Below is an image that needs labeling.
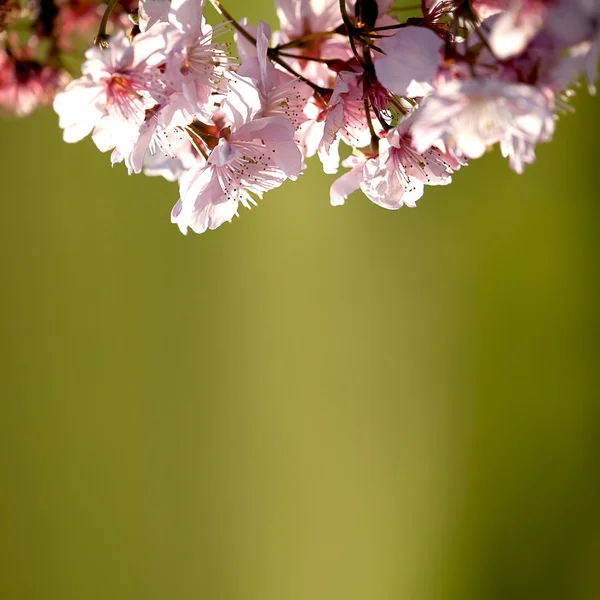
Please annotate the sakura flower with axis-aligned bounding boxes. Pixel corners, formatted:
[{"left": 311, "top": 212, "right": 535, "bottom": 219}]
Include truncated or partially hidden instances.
[
  {"left": 295, "top": 96, "right": 328, "bottom": 162},
  {"left": 237, "top": 21, "right": 310, "bottom": 127},
  {"left": 171, "top": 75, "right": 302, "bottom": 234},
  {"left": 499, "top": 135, "right": 536, "bottom": 174},
  {"left": 272, "top": 0, "right": 352, "bottom": 87},
  {"left": 172, "top": 118, "right": 302, "bottom": 234},
  {"left": 112, "top": 0, "right": 231, "bottom": 174},
  {"left": 330, "top": 153, "right": 367, "bottom": 206},
  {"left": 6, "top": 0, "right": 594, "bottom": 234},
  {"left": 53, "top": 28, "right": 172, "bottom": 149},
  {"left": 0, "top": 47, "right": 69, "bottom": 116},
  {"left": 544, "top": 0, "right": 599, "bottom": 49},
  {"left": 544, "top": 0, "right": 600, "bottom": 93},
  {"left": 142, "top": 134, "right": 200, "bottom": 181},
  {"left": 138, "top": 0, "right": 171, "bottom": 32},
  {"left": 275, "top": 0, "right": 343, "bottom": 47},
  {"left": 234, "top": 19, "right": 259, "bottom": 63},
  {"left": 487, "top": 0, "right": 547, "bottom": 60},
  {"left": 375, "top": 25, "right": 444, "bottom": 98},
  {"left": 319, "top": 70, "right": 371, "bottom": 174},
  {"left": 410, "top": 78, "right": 554, "bottom": 169},
  {"left": 164, "top": 0, "right": 230, "bottom": 120},
  {"left": 569, "top": 39, "right": 599, "bottom": 95},
  {"left": 471, "top": 0, "right": 511, "bottom": 20},
  {"left": 115, "top": 93, "right": 200, "bottom": 174},
  {"left": 276, "top": 0, "right": 393, "bottom": 38},
  {"left": 360, "top": 118, "right": 453, "bottom": 209}
]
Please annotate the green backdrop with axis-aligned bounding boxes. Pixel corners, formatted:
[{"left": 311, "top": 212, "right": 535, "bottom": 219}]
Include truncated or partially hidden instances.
[{"left": 1, "top": 2, "right": 599, "bottom": 599}]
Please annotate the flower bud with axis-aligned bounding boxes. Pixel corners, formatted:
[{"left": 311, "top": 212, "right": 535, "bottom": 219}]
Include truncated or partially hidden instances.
[{"left": 354, "top": 0, "right": 379, "bottom": 29}]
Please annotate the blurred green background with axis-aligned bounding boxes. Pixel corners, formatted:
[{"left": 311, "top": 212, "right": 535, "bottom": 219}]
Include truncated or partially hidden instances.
[{"left": 1, "top": 2, "right": 599, "bottom": 598}]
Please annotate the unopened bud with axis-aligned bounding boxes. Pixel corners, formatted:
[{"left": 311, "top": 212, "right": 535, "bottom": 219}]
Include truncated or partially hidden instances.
[{"left": 354, "top": 0, "right": 379, "bottom": 29}]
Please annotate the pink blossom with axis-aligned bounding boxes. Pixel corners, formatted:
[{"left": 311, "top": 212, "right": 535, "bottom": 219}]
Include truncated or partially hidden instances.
[
  {"left": 138, "top": 0, "right": 171, "bottom": 32},
  {"left": 471, "top": 0, "right": 511, "bottom": 20},
  {"left": 375, "top": 25, "right": 444, "bottom": 97},
  {"left": 171, "top": 76, "right": 302, "bottom": 234},
  {"left": 275, "top": 0, "right": 343, "bottom": 45},
  {"left": 410, "top": 78, "right": 554, "bottom": 168},
  {"left": 544, "top": 0, "right": 599, "bottom": 48},
  {"left": 360, "top": 118, "right": 453, "bottom": 209},
  {"left": 116, "top": 93, "right": 200, "bottom": 174},
  {"left": 544, "top": 0, "right": 600, "bottom": 93},
  {"left": 164, "top": 0, "right": 230, "bottom": 119},
  {"left": 294, "top": 96, "right": 328, "bottom": 162},
  {"left": 234, "top": 19, "right": 259, "bottom": 63},
  {"left": 487, "top": 0, "right": 547, "bottom": 60},
  {"left": 499, "top": 135, "right": 536, "bottom": 174},
  {"left": 237, "top": 21, "right": 311, "bottom": 127},
  {"left": 12, "top": 0, "right": 596, "bottom": 232},
  {"left": 0, "top": 48, "right": 69, "bottom": 117},
  {"left": 272, "top": 0, "right": 352, "bottom": 87},
  {"left": 53, "top": 28, "right": 171, "bottom": 149},
  {"left": 319, "top": 70, "right": 371, "bottom": 174},
  {"left": 329, "top": 154, "right": 367, "bottom": 206},
  {"left": 142, "top": 134, "right": 200, "bottom": 181}
]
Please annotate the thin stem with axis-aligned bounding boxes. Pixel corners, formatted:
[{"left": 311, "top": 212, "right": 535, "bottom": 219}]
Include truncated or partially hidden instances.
[
  {"left": 364, "top": 95, "right": 379, "bottom": 153},
  {"left": 267, "top": 49, "right": 331, "bottom": 96},
  {"left": 273, "top": 30, "right": 340, "bottom": 51},
  {"left": 94, "top": 0, "right": 120, "bottom": 47},
  {"left": 367, "top": 23, "right": 410, "bottom": 32},
  {"left": 273, "top": 50, "right": 332, "bottom": 64},
  {"left": 338, "top": 0, "right": 365, "bottom": 67},
  {"left": 209, "top": 0, "right": 330, "bottom": 97}
]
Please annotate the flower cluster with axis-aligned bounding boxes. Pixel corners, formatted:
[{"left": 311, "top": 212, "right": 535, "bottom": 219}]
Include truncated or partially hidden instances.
[
  {"left": 0, "top": 0, "right": 135, "bottom": 115},
  {"left": 3, "top": 0, "right": 599, "bottom": 234}
]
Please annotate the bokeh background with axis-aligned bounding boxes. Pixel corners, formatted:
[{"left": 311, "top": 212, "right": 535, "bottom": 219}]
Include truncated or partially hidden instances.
[{"left": 1, "top": 2, "right": 599, "bottom": 599}]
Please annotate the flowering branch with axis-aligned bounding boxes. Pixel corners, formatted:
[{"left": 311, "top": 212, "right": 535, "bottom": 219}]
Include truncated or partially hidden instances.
[
  {"left": 339, "top": 0, "right": 364, "bottom": 67},
  {"left": 1, "top": 0, "right": 597, "bottom": 235},
  {"left": 273, "top": 30, "right": 341, "bottom": 51},
  {"left": 209, "top": 0, "right": 329, "bottom": 96}
]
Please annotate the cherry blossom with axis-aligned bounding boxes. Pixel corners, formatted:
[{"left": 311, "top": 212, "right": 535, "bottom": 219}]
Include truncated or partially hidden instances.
[
  {"left": 360, "top": 118, "right": 454, "bottom": 209},
  {"left": 0, "top": 47, "right": 69, "bottom": 116},
  {"left": 53, "top": 28, "right": 170, "bottom": 148},
  {"left": 319, "top": 70, "right": 371, "bottom": 174},
  {"left": 487, "top": 0, "right": 547, "bottom": 60},
  {"left": 237, "top": 21, "right": 311, "bottom": 127},
  {"left": 1, "top": 0, "right": 596, "bottom": 234},
  {"left": 330, "top": 154, "right": 368, "bottom": 206},
  {"left": 171, "top": 74, "right": 302, "bottom": 234},
  {"left": 375, "top": 25, "right": 443, "bottom": 98},
  {"left": 272, "top": 0, "right": 351, "bottom": 87},
  {"left": 165, "top": 0, "right": 230, "bottom": 118},
  {"left": 410, "top": 78, "right": 554, "bottom": 168}
]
